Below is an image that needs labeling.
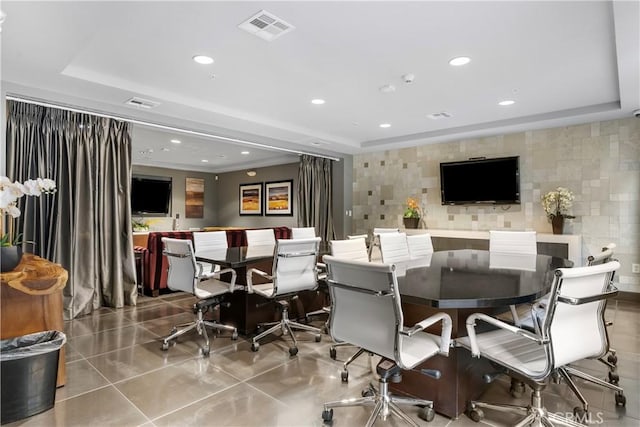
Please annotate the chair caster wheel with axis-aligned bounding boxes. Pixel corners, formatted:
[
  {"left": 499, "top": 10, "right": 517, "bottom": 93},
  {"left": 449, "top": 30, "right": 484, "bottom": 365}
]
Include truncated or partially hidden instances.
[
  {"left": 231, "top": 331, "right": 238, "bottom": 340},
  {"left": 315, "top": 334, "right": 322, "bottom": 342},
  {"left": 329, "top": 347, "right": 337, "bottom": 359},
  {"left": 608, "top": 371, "right": 619, "bottom": 385},
  {"left": 341, "top": 370, "right": 349, "bottom": 382},
  {"left": 321, "top": 408, "right": 333, "bottom": 422},
  {"left": 361, "top": 388, "right": 374, "bottom": 397},
  {"left": 202, "top": 348, "right": 210, "bottom": 357},
  {"left": 289, "top": 346, "right": 298, "bottom": 356},
  {"left": 573, "top": 406, "right": 588, "bottom": 422},
  {"left": 251, "top": 342, "right": 260, "bottom": 352},
  {"left": 418, "top": 406, "right": 435, "bottom": 422},
  {"left": 509, "top": 382, "right": 525, "bottom": 398},
  {"left": 161, "top": 341, "right": 170, "bottom": 351},
  {"left": 466, "top": 407, "right": 484, "bottom": 422},
  {"left": 615, "top": 392, "right": 626, "bottom": 407},
  {"left": 170, "top": 327, "right": 178, "bottom": 335},
  {"left": 608, "top": 354, "right": 618, "bottom": 365}
]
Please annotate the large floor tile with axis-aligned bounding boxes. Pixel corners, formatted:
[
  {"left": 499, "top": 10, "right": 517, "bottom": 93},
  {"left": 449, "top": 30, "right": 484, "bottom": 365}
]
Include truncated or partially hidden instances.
[
  {"left": 54, "top": 359, "right": 110, "bottom": 402},
  {"left": 115, "top": 357, "right": 241, "bottom": 419},
  {"left": 68, "top": 324, "right": 159, "bottom": 357}
]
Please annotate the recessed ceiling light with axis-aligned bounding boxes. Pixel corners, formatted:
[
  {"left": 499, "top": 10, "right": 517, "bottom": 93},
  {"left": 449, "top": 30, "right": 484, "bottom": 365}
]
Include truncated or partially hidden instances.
[
  {"left": 170, "top": 139, "right": 181, "bottom": 144},
  {"left": 241, "top": 151, "right": 250, "bottom": 155},
  {"left": 161, "top": 148, "right": 170, "bottom": 152},
  {"left": 217, "top": 154, "right": 226, "bottom": 158},
  {"left": 498, "top": 100, "right": 515, "bottom": 106},
  {"left": 311, "top": 99, "right": 325, "bottom": 105},
  {"left": 193, "top": 55, "right": 214, "bottom": 65},
  {"left": 379, "top": 123, "right": 391, "bottom": 128},
  {"left": 201, "top": 159, "right": 209, "bottom": 163},
  {"left": 310, "top": 141, "right": 322, "bottom": 146},
  {"left": 379, "top": 84, "right": 396, "bottom": 93},
  {"left": 449, "top": 56, "right": 471, "bottom": 66},
  {"left": 246, "top": 170, "right": 257, "bottom": 177}
]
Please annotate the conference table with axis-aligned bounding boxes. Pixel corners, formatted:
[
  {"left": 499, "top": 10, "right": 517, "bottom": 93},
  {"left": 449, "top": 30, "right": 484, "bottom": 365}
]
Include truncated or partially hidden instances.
[
  {"left": 391, "top": 249, "right": 573, "bottom": 418},
  {"left": 197, "top": 246, "right": 572, "bottom": 418}
]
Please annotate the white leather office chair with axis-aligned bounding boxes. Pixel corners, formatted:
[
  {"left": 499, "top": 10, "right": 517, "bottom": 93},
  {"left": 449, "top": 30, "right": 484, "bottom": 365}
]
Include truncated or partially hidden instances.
[
  {"left": 321, "top": 256, "right": 452, "bottom": 425},
  {"left": 458, "top": 260, "right": 620, "bottom": 426},
  {"left": 247, "top": 237, "right": 323, "bottom": 356},
  {"left": 369, "top": 227, "right": 400, "bottom": 261},
  {"left": 407, "top": 233, "right": 434, "bottom": 259},
  {"left": 192, "top": 231, "right": 228, "bottom": 274},
  {"left": 291, "top": 227, "right": 317, "bottom": 239},
  {"left": 326, "top": 237, "right": 372, "bottom": 380},
  {"left": 245, "top": 228, "right": 276, "bottom": 246},
  {"left": 160, "top": 238, "right": 238, "bottom": 356},
  {"left": 489, "top": 230, "right": 537, "bottom": 326},
  {"left": 378, "top": 232, "right": 410, "bottom": 264}
]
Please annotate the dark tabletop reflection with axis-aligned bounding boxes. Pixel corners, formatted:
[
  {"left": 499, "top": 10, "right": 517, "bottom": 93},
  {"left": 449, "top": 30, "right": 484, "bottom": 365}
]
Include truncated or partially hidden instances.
[{"left": 397, "top": 250, "right": 572, "bottom": 308}]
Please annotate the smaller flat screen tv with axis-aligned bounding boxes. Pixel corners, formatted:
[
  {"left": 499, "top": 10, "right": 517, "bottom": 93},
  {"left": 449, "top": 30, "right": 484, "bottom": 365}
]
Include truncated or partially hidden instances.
[
  {"left": 131, "top": 175, "right": 172, "bottom": 216},
  {"left": 440, "top": 156, "right": 520, "bottom": 205}
]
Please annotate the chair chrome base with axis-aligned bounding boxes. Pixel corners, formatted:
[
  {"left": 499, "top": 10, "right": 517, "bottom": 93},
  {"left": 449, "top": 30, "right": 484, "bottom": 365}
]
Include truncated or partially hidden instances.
[
  {"left": 251, "top": 301, "right": 322, "bottom": 356},
  {"left": 467, "top": 389, "right": 585, "bottom": 427},
  {"left": 161, "top": 304, "right": 238, "bottom": 356},
  {"left": 322, "top": 377, "right": 435, "bottom": 427}
]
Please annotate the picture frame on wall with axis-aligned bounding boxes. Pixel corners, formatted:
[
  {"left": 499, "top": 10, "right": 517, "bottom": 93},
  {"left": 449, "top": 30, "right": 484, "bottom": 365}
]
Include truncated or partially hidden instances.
[
  {"left": 265, "top": 180, "right": 293, "bottom": 216},
  {"left": 185, "top": 177, "right": 204, "bottom": 218},
  {"left": 239, "top": 183, "right": 263, "bottom": 216}
]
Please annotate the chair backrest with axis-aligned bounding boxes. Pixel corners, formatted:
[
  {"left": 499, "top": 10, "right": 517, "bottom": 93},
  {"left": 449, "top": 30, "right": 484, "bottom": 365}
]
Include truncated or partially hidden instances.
[
  {"left": 193, "top": 231, "right": 228, "bottom": 251},
  {"left": 379, "top": 232, "right": 410, "bottom": 263},
  {"left": 291, "top": 227, "right": 317, "bottom": 239},
  {"left": 161, "top": 237, "right": 197, "bottom": 294},
  {"left": 245, "top": 229, "right": 276, "bottom": 246},
  {"left": 542, "top": 260, "right": 620, "bottom": 369},
  {"left": 489, "top": 230, "right": 537, "bottom": 254},
  {"left": 406, "top": 233, "right": 434, "bottom": 259},
  {"left": 373, "top": 227, "right": 400, "bottom": 235},
  {"left": 587, "top": 243, "right": 616, "bottom": 266},
  {"left": 271, "top": 237, "right": 321, "bottom": 296},
  {"left": 330, "top": 238, "right": 369, "bottom": 262},
  {"left": 323, "top": 255, "right": 404, "bottom": 365}
]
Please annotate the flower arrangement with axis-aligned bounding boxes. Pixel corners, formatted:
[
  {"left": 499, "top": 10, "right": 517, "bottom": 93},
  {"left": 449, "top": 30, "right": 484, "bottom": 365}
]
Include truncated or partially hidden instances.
[
  {"left": 403, "top": 197, "right": 421, "bottom": 219},
  {"left": 541, "top": 187, "right": 575, "bottom": 220},
  {"left": 0, "top": 176, "right": 57, "bottom": 246}
]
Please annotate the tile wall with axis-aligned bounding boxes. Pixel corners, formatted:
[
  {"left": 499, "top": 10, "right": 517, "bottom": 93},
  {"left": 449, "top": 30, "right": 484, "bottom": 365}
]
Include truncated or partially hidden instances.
[{"left": 352, "top": 118, "right": 640, "bottom": 291}]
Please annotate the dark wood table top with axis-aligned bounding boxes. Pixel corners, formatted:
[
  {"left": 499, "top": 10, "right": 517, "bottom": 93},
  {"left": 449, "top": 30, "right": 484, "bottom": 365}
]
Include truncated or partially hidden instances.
[
  {"left": 195, "top": 245, "right": 275, "bottom": 268},
  {"left": 396, "top": 249, "right": 573, "bottom": 309}
]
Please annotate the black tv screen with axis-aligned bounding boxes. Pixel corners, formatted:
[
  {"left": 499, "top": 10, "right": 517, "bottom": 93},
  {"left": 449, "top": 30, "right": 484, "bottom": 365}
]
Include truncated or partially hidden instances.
[
  {"left": 440, "top": 156, "right": 520, "bottom": 205},
  {"left": 131, "top": 175, "right": 172, "bottom": 215}
]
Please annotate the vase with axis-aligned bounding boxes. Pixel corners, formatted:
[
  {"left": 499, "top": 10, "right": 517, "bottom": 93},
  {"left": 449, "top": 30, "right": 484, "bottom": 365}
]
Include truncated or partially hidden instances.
[
  {"left": 1, "top": 246, "right": 23, "bottom": 272},
  {"left": 403, "top": 217, "right": 420, "bottom": 229},
  {"left": 551, "top": 215, "right": 564, "bottom": 235}
]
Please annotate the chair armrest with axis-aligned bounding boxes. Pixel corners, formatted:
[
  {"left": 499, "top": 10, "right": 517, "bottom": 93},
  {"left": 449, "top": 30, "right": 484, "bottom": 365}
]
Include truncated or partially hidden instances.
[
  {"left": 245, "top": 268, "right": 272, "bottom": 293},
  {"left": 401, "top": 312, "right": 453, "bottom": 356},
  {"left": 212, "top": 267, "right": 238, "bottom": 292},
  {"left": 465, "top": 313, "right": 545, "bottom": 358},
  {"left": 557, "top": 285, "right": 618, "bottom": 305}
]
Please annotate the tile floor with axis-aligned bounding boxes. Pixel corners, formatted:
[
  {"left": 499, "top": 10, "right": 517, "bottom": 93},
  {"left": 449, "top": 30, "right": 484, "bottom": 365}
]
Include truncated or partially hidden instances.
[{"left": 7, "top": 293, "right": 639, "bottom": 426}]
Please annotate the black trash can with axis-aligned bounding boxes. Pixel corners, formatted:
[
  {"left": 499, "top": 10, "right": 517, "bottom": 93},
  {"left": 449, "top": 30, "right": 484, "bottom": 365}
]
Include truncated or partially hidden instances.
[{"left": 0, "top": 330, "right": 66, "bottom": 424}]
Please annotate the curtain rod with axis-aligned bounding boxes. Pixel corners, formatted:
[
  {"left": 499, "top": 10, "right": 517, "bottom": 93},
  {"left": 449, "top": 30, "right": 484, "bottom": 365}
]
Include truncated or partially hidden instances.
[{"left": 6, "top": 94, "right": 341, "bottom": 162}]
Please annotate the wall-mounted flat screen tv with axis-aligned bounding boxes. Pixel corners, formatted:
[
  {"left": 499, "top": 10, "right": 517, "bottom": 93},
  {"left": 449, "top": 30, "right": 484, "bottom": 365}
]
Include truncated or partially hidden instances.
[
  {"left": 131, "top": 175, "right": 172, "bottom": 216},
  {"left": 440, "top": 156, "right": 520, "bottom": 205}
]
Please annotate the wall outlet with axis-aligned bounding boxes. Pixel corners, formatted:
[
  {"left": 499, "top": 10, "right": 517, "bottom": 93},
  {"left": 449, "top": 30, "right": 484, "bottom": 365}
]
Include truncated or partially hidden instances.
[{"left": 632, "top": 263, "right": 640, "bottom": 274}]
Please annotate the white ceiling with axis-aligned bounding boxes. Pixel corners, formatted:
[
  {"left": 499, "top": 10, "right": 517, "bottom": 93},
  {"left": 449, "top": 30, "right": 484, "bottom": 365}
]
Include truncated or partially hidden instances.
[{"left": 2, "top": 1, "right": 638, "bottom": 173}]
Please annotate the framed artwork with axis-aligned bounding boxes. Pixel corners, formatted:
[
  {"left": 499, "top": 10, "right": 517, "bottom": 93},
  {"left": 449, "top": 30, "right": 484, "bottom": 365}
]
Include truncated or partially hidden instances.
[
  {"left": 265, "top": 180, "right": 293, "bottom": 216},
  {"left": 239, "top": 183, "right": 263, "bottom": 215},
  {"left": 185, "top": 177, "right": 204, "bottom": 218}
]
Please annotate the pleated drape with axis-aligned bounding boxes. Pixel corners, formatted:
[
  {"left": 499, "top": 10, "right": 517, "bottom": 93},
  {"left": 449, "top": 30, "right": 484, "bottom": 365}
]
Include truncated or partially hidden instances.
[
  {"left": 297, "top": 155, "right": 335, "bottom": 249},
  {"left": 6, "top": 100, "right": 137, "bottom": 319}
]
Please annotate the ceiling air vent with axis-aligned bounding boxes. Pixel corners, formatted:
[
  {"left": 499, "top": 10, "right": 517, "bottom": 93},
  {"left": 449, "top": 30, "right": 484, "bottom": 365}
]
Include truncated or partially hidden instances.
[
  {"left": 238, "top": 10, "right": 295, "bottom": 41},
  {"left": 427, "top": 111, "right": 452, "bottom": 120},
  {"left": 124, "top": 97, "right": 160, "bottom": 109}
]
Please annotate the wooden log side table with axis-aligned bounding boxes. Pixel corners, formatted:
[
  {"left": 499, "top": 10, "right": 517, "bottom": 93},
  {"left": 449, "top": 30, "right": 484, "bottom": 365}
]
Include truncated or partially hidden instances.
[{"left": 1, "top": 254, "right": 68, "bottom": 387}]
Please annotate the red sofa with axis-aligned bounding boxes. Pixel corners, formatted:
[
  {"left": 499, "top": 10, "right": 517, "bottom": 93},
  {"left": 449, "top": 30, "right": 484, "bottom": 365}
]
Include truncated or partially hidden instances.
[{"left": 134, "top": 227, "right": 291, "bottom": 296}]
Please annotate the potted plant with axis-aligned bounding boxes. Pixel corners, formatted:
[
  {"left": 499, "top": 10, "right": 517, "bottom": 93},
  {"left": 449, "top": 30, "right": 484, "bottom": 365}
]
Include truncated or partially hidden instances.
[
  {"left": 541, "top": 187, "right": 575, "bottom": 234},
  {"left": 0, "top": 177, "right": 57, "bottom": 272},
  {"left": 403, "top": 197, "right": 422, "bottom": 229}
]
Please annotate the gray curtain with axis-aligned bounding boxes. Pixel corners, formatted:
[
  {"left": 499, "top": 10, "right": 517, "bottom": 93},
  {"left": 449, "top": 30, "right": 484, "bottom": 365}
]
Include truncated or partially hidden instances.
[
  {"left": 6, "top": 100, "right": 137, "bottom": 319},
  {"left": 297, "top": 155, "right": 335, "bottom": 248}
]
